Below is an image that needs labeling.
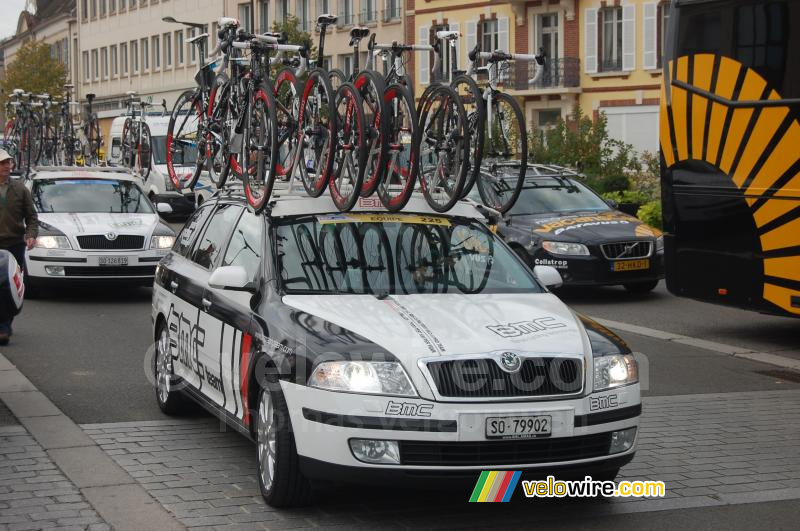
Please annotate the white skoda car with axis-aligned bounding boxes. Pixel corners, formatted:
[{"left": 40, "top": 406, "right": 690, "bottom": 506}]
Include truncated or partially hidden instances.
[{"left": 26, "top": 167, "right": 176, "bottom": 295}]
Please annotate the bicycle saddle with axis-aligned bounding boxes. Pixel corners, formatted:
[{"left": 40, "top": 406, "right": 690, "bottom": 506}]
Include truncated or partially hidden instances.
[
  {"left": 63, "top": 83, "right": 74, "bottom": 90},
  {"left": 86, "top": 93, "right": 96, "bottom": 101},
  {"left": 187, "top": 33, "right": 209, "bottom": 44},
  {"left": 350, "top": 27, "right": 370, "bottom": 41},
  {"left": 12, "top": 89, "right": 24, "bottom": 95},
  {"left": 125, "top": 90, "right": 137, "bottom": 96},
  {"left": 435, "top": 30, "right": 460, "bottom": 41},
  {"left": 262, "top": 31, "right": 288, "bottom": 44},
  {"left": 218, "top": 16, "right": 239, "bottom": 29},
  {"left": 317, "top": 14, "right": 337, "bottom": 26}
]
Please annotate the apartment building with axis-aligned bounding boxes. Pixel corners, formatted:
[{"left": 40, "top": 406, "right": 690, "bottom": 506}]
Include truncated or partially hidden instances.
[{"left": 579, "top": 0, "right": 669, "bottom": 153}]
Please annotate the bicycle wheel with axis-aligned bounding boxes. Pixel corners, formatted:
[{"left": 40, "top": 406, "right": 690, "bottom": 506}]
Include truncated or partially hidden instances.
[
  {"left": 294, "top": 224, "right": 328, "bottom": 291},
  {"left": 449, "top": 223, "right": 493, "bottom": 294},
  {"left": 62, "top": 116, "right": 75, "bottom": 166},
  {"left": 298, "top": 68, "right": 336, "bottom": 198},
  {"left": 121, "top": 118, "right": 134, "bottom": 168},
  {"left": 418, "top": 85, "right": 469, "bottom": 212},
  {"left": 30, "top": 113, "right": 44, "bottom": 165},
  {"left": 330, "top": 82, "right": 367, "bottom": 212},
  {"left": 378, "top": 83, "right": 419, "bottom": 212},
  {"left": 318, "top": 224, "right": 349, "bottom": 292},
  {"left": 396, "top": 224, "right": 442, "bottom": 294},
  {"left": 354, "top": 70, "right": 389, "bottom": 197},
  {"left": 205, "top": 73, "right": 231, "bottom": 188},
  {"left": 166, "top": 89, "right": 204, "bottom": 190},
  {"left": 273, "top": 67, "right": 300, "bottom": 179},
  {"left": 242, "top": 84, "right": 279, "bottom": 214},
  {"left": 360, "top": 223, "right": 394, "bottom": 293},
  {"left": 328, "top": 69, "right": 347, "bottom": 91},
  {"left": 478, "top": 92, "right": 527, "bottom": 214},
  {"left": 136, "top": 122, "right": 152, "bottom": 180},
  {"left": 452, "top": 75, "right": 486, "bottom": 198},
  {"left": 86, "top": 118, "right": 100, "bottom": 165}
]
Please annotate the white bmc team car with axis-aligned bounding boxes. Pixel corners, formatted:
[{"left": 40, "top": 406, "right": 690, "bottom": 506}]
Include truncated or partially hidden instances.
[
  {"left": 26, "top": 167, "right": 176, "bottom": 294},
  {"left": 151, "top": 189, "right": 641, "bottom": 507}
]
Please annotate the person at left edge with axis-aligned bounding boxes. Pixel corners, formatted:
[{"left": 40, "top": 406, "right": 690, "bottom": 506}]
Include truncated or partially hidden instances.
[{"left": 0, "top": 148, "right": 38, "bottom": 345}]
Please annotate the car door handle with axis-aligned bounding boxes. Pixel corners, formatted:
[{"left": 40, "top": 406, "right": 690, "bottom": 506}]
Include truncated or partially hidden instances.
[
  {"left": 170, "top": 280, "right": 178, "bottom": 292},
  {"left": 202, "top": 297, "right": 212, "bottom": 310}
]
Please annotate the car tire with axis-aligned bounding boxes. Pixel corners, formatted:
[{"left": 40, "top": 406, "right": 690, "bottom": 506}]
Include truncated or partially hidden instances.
[
  {"left": 256, "top": 378, "right": 312, "bottom": 507},
  {"left": 154, "top": 321, "right": 189, "bottom": 415},
  {"left": 623, "top": 280, "right": 659, "bottom": 293}
]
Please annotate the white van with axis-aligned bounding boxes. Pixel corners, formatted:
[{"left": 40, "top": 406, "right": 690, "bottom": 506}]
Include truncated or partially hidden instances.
[{"left": 108, "top": 115, "right": 216, "bottom": 217}]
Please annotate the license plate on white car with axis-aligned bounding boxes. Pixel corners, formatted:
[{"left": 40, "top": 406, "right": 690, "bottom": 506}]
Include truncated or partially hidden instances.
[
  {"left": 485, "top": 415, "right": 552, "bottom": 439},
  {"left": 99, "top": 256, "right": 128, "bottom": 266}
]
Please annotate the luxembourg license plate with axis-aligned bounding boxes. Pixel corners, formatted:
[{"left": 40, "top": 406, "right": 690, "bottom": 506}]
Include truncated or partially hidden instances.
[
  {"left": 99, "top": 256, "right": 128, "bottom": 266},
  {"left": 613, "top": 259, "right": 650, "bottom": 272},
  {"left": 485, "top": 415, "right": 552, "bottom": 440}
]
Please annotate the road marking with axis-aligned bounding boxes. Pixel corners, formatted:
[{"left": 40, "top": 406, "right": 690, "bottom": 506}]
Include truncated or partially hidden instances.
[{"left": 589, "top": 317, "right": 800, "bottom": 371}]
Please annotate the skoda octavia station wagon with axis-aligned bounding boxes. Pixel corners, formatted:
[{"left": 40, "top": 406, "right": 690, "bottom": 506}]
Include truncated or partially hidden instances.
[{"left": 151, "top": 189, "right": 641, "bottom": 506}]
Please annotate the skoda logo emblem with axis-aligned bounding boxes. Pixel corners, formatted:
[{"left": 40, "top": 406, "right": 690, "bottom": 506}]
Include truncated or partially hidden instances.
[
  {"left": 105, "top": 232, "right": 118, "bottom": 241},
  {"left": 500, "top": 352, "right": 521, "bottom": 372}
]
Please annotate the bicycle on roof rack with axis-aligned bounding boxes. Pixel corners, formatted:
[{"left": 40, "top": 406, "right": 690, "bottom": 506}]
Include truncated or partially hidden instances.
[
  {"left": 82, "top": 92, "right": 102, "bottom": 165},
  {"left": 120, "top": 91, "right": 153, "bottom": 180}
]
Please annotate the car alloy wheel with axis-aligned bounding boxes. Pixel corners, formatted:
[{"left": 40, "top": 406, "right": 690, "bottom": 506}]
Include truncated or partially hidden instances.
[
  {"left": 257, "top": 387, "right": 277, "bottom": 492},
  {"left": 154, "top": 323, "right": 186, "bottom": 415}
]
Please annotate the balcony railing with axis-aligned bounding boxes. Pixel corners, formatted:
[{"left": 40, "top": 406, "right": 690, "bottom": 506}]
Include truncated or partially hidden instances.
[
  {"left": 505, "top": 57, "right": 580, "bottom": 91},
  {"left": 383, "top": 4, "right": 401, "bottom": 21},
  {"left": 360, "top": 10, "right": 378, "bottom": 24},
  {"left": 599, "top": 58, "right": 624, "bottom": 73}
]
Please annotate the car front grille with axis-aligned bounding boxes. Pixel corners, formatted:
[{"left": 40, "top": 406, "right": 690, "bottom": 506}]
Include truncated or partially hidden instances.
[
  {"left": 77, "top": 235, "right": 145, "bottom": 250},
  {"left": 399, "top": 432, "right": 612, "bottom": 466},
  {"left": 600, "top": 241, "right": 652, "bottom": 260},
  {"left": 64, "top": 265, "right": 156, "bottom": 277},
  {"left": 426, "top": 357, "right": 583, "bottom": 399}
]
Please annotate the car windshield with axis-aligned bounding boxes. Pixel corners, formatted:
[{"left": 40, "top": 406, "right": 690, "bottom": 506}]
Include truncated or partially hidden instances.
[
  {"left": 32, "top": 178, "right": 154, "bottom": 214},
  {"left": 276, "top": 214, "right": 545, "bottom": 295},
  {"left": 151, "top": 135, "right": 198, "bottom": 166},
  {"left": 508, "top": 177, "right": 611, "bottom": 216}
]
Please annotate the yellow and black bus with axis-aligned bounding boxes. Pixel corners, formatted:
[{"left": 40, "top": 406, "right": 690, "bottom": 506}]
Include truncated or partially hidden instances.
[{"left": 661, "top": 0, "right": 800, "bottom": 317}]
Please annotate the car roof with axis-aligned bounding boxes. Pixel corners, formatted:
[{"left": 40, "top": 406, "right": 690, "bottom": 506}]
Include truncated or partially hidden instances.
[
  {"left": 210, "top": 182, "right": 487, "bottom": 220},
  {"left": 29, "top": 166, "right": 143, "bottom": 183}
]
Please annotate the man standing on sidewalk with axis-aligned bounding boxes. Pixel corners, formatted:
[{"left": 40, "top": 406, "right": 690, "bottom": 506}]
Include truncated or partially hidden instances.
[{"left": 0, "top": 149, "right": 38, "bottom": 345}]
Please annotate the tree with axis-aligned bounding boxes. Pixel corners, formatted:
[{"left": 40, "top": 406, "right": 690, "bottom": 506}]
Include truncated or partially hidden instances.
[
  {"left": 1, "top": 40, "right": 67, "bottom": 105},
  {"left": 271, "top": 15, "right": 315, "bottom": 60},
  {"left": 529, "top": 105, "right": 641, "bottom": 194}
]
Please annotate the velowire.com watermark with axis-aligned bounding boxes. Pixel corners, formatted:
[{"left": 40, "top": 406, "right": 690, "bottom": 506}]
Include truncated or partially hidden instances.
[{"left": 469, "top": 472, "right": 665, "bottom": 502}]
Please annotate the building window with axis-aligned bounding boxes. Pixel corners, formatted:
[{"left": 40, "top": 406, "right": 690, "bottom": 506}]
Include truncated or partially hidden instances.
[
  {"left": 656, "top": 2, "right": 670, "bottom": 68},
  {"left": 101, "top": 47, "right": 108, "bottom": 79},
  {"left": 481, "top": 19, "right": 498, "bottom": 54},
  {"left": 131, "top": 40, "right": 138, "bottom": 73},
  {"left": 600, "top": 6, "right": 623, "bottom": 71},
  {"left": 176, "top": 30, "right": 184, "bottom": 65},
  {"left": 120, "top": 0, "right": 126, "bottom": 9},
  {"left": 91, "top": 0, "right": 97, "bottom": 18},
  {"left": 82, "top": 0, "right": 88, "bottom": 20},
  {"left": 259, "top": 1, "right": 269, "bottom": 32},
  {"left": 384, "top": 0, "right": 400, "bottom": 21},
  {"left": 431, "top": 24, "right": 454, "bottom": 82},
  {"left": 239, "top": 3, "right": 252, "bottom": 32},
  {"left": 342, "top": 55, "right": 353, "bottom": 77},
  {"left": 63, "top": 38, "right": 70, "bottom": 69},
  {"left": 153, "top": 35, "right": 160, "bottom": 70},
  {"left": 362, "top": 0, "right": 376, "bottom": 23},
  {"left": 141, "top": 38, "right": 149, "bottom": 71},
  {"left": 164, "top": 32, "right": 172, "bottom": 67},
  {"left": 317, "top": 0, "right": 330, "bottom": 18},
  {"left": 100, "top": 0, "right": 107, "bottom": 17},
  {"left": 188, "top": 28, "right": 196, "bottom": 63},
  {"left": 111, "top": 45, "right": 118, "bottom": 76},
  {"left": 91, "top": 49, "right": 98, "bottom": 80},
  {"left": 276, "top": 0, "right": 288, "bottom": 22},
  {"left": 339, "top": 0, "right": 354, "bottom": 26},
  {"left": 110, "top": 0, "right": 116, "bottom": 13},
  {"left": 83, "top": 51, "right": 90, "bottom": 81},
  {"left": 297, "top": 0, "right": 309, "bottom": 30},
  {"left": 121, "top": 42, "right": 128, "bottom": 74}
]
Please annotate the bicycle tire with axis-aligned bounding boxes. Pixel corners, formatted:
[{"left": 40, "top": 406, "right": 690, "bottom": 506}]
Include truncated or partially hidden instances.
[
  {"left": 298, "top": 68, "right": 336, "bottom": 198},
  {"left": 354, "top": 70, "right": 389, "bottom": 197},
  {"left": 451, "top": 74, "right": 486, "bottom": 198},
  {"left": 328, "top": 69, "right": 347, "bottom": 91},
  {"left": 166, "top": 89, "right": 204, "bottom": 190},
  {"left": 242, "top": 84, "right": 279, "bottom": 214},
  {"left": 121, "top": 117, "right": 134, "bottom": 168},
  {"left": 478, "top": 91, "right": 527, "bottom": 214},
  {"left": 319, "top": 224, "right": 350, "bottom": 292},
  {"left": 377, "top": 83, "right": 419, "bottom": 212},
  {"left": 86, "top": 117, "right": 100, "bottom": 165},
  {"left": 30, "top": 113, "right": 44, "bottom": 165},
  {"left": 294, "top": 224, "right": 328, "bottom": 291},
  {"left": 418, "top": 84, "right": 470, "bottom": 213},
  {"left": 273, "top": 67, "right": 301, "bottom": 178},
  {"left": 396, "top": 224, "right": 442, "bottom": 294},
  {"left": 136, "top": 122, "right": 153, "bottom": 180},
  {"left": 205, "top": 73, "right": 231, "bottom": 188},
  {"left": 359, "top": 223, "right": 395, "bottom": 293},
  {"left": 330, "top": 82, "right": 367, "bottom": 212}
]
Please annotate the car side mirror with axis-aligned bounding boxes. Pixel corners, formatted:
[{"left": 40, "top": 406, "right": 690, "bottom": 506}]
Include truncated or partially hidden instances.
[
  {"left": 209, "top": 265, "right": 253, "bottom": 291},
  {"left": 533, "top": 265, "right": 563, "bottom": 289},
  {"left": 605, "top": 199, "right": 619, "bottom": 209},
  {"left": 156, "top": 203, "right": 173, "bottom": 214}
]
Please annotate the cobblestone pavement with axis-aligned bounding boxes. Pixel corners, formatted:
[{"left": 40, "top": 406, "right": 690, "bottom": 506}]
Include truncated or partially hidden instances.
[
  {"left": 0, "top": 405, "right": 111, "bottom": 531},
  {"left": 77, "top": 389, "right": 800, "bottom": 530}
]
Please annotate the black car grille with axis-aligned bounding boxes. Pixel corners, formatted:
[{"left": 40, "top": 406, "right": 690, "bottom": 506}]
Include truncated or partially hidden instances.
[
  {"left": 64, "top": 266, "right": 156, "bottom": 277},
  {"left": 426, "top": 357, "right": 582, "bottom": 398},
  {"left": 399, "top": 432, "right": 612, "bottom": 466},
  {"left": 77, "top": 235, "right": 145, "bottom": 250},
  {"left": 600, "top": 241, "right": 652, "bottom": 260}
]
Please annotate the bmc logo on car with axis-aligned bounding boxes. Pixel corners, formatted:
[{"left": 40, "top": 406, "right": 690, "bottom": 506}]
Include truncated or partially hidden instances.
[{"left": 385, "top": 401, "right": 434, "bottom": 417}]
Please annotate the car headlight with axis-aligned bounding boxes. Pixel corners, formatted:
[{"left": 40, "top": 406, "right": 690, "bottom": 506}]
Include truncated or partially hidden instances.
[
  {"left": 542, "top": 241, "right": 590, "bottom": 256},
  {"left": 594, "top": 354, "right": 638, "bottom": 391},
  {"left": 151, "top": 235, "right": 176, "bottom": 249},
  {"left": 36, "top": 235, "right": 71, "bottom": 249},
  {"left": 655, "top": 235, "right": 664, "bottom": 252},
  {"left": 308, "top": 361, "right": 417, "bottom": 397}
]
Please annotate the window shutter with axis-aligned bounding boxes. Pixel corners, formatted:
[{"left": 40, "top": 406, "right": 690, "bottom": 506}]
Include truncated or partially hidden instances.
[
  {"left": 622, "top": 4, "right": 636, "bottom": 71},
  {"left": 498, "top": 17, "right": 509, "bottom": 52},
  {"left": 643, "top": 3, "right": 657, "bottom": 70},
  {"left": 449, "top": 21, "right": 460, "bottom": 70},
  {"left": 585, "top": 8, "right": 598, "bottom": 73},
  {"left": 419, "top": 25, "right": 429, "bottom": 85},
  {"left": 465, "top": 20, "right": 477, "bottom": 68}
]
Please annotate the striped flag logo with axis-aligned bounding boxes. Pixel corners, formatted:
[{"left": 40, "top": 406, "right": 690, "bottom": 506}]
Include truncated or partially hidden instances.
[{"left": 469, "top": 471, "right": 522, "bottom": 502}]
